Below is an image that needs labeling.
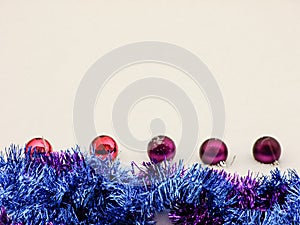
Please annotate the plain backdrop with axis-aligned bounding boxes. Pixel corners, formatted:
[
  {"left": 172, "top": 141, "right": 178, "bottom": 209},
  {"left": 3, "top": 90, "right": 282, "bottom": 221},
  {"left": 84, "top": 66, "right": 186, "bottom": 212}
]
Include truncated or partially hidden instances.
[{"left": 1, "top": 1, "right": 300, "bottom": 178}]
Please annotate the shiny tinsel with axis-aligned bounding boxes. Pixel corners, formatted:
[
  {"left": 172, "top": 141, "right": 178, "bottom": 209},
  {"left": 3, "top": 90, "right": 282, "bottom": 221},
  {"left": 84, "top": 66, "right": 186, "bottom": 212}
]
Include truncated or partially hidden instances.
[
  {"left": 0, "top": 145, "right": 299, "bottom": 224},
  {"left": 0, "top": 206, "right": 12, "bottom": 225},
  {"left": 168, "top": 193, "right": 224, "bottom": 225}
]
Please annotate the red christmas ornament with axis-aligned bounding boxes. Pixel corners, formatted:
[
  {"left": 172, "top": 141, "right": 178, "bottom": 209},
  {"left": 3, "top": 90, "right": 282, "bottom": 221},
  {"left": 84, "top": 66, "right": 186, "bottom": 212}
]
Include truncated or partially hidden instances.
[
  {"left": 25, "top": 137, "right": 53, "bottom": 158},
  {"left": 89, "top": 135, "right": 118, "bottom": 160}
]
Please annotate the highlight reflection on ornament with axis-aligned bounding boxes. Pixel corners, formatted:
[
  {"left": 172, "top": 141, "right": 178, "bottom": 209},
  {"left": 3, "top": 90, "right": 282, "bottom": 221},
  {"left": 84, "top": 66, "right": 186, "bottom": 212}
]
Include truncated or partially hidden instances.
[{"left": 89, "top": 135, "right": 118, "bottom": 160}]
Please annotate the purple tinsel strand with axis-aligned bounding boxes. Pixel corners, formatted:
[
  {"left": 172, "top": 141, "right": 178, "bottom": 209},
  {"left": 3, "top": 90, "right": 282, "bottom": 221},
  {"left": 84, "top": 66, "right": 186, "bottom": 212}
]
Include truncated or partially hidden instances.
[
  {"left": 227, "top": 172, "right": 260, "bottom": 209},
  {"left": 164, "top": 166, "right": 229, "bottom": 225},
  {"left": 24, "top": 147, "right": 86, "bottom": 176},
  {"left": 226, "top": 170, "right": 289, "bottom": 211},
  {"left": 0, "top": 207, "right": 23, "bottom": 225},
  {"left": 168, "top": 203, "right": 223, "bottom": 225},
  {"left": 0, "top": 206, "right": 11, "bottom": 225},
  {"left": 168, "top": 191, "right": 223, "bottom": 225}
]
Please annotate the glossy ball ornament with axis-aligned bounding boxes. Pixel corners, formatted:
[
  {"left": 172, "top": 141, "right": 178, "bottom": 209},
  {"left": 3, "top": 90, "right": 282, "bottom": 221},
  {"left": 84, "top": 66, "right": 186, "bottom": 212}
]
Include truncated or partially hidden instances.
[
  {"left": 90, "top": 135, "right": 118, "bottom": 160},
  {"left": 253, "top": 136, "right": 281, "bottom": 164},
  {"left": 25, "top": 137, "right": 53, "bottom": 158},
  {"left": 199, "top": 138, "right": 228, "bottom": 165},
  {"left": 147, "top": 135, "right": 176, "bottom": 163}
]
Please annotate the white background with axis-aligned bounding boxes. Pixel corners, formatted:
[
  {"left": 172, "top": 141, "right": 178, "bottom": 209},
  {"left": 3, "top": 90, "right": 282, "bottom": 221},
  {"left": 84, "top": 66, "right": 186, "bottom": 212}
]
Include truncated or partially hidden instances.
[{"left": 1, "top": 1, "right": 300, "bottom": 176}]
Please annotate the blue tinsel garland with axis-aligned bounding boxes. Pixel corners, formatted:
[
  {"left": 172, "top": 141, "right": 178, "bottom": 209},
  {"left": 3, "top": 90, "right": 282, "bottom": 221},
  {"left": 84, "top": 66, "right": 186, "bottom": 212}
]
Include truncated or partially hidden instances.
[{"left": 0, "top": 145, "right": 299, "bottom": 225}]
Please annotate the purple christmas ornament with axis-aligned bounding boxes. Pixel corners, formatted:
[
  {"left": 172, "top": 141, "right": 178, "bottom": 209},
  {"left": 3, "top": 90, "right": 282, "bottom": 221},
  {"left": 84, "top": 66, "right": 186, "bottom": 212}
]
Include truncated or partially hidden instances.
[
  {"left": 147, "top": 135, "right": 176, "bottom": 163},
  {"left": 199, "top": 138, "right": 228, "bottom": 165},
  {"left": 253, "top": 136, "right": 281, "bottom": 164}
]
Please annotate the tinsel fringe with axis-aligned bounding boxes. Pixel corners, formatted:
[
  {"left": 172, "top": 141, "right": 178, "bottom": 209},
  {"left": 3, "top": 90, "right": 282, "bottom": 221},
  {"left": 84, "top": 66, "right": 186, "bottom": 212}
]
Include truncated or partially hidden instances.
[{"left": 0, "top": 145, "right": 299, "bottom": 225}]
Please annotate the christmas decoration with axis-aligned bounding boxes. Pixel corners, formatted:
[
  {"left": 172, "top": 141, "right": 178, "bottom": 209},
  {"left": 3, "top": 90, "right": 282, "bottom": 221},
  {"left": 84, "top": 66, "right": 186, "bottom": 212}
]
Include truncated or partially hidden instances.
[{"left": 0, "top": 145, "right": 298, "bottom": 225}]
